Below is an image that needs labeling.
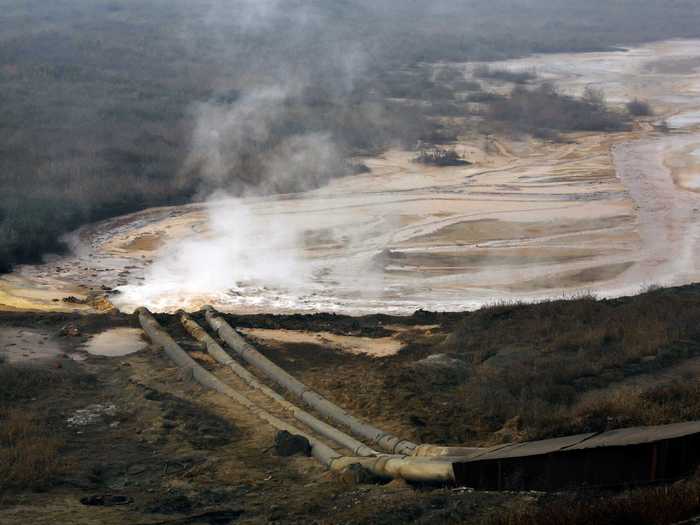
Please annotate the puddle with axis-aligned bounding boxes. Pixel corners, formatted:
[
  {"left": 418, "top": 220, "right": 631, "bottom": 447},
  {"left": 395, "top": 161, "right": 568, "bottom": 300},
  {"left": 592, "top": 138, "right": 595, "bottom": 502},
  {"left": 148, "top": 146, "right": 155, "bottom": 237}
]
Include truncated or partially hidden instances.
[
  {"left": 0, "top": 327, "right": 64, "bottom": 364},
  {"left": 683, "top": 177, "right": 700, "bottom": 191},
  {"left": 667, "top": 111, "right": 700, "bottom": 129},
  {"left": 84, "top": 328, "right": 146, "bottom": 357}
]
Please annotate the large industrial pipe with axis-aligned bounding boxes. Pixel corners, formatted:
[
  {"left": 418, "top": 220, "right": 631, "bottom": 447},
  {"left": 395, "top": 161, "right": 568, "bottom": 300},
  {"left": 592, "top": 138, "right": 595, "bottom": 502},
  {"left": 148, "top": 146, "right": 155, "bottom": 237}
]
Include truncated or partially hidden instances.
[
  {"left": 204, "top": 306, "right": 418, "bottom": 456},
  {"left": 139, "top": 308, "right": 455, "bottom": 483},
  {"left": 180, "top": 312, "right": 379, "bottom": 457},
  {"left": 204, "top": 308, "right": 489, "bottom": 458},
  {"left": 412, "top": 445, "right": 491, "bottom": 458},
  {"left": 138, "top": 307, "right": 339, "bottom": 466}
]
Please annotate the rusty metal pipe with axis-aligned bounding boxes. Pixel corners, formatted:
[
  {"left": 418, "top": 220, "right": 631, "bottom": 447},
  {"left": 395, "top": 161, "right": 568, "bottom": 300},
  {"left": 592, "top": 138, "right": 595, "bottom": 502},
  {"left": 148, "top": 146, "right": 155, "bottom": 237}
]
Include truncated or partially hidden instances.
[
  {"left": 204, "top": 306, "right": 418, "bottom": 456},
  {"left": 180, "top": 312, "right": 379, "bottom": 457}
]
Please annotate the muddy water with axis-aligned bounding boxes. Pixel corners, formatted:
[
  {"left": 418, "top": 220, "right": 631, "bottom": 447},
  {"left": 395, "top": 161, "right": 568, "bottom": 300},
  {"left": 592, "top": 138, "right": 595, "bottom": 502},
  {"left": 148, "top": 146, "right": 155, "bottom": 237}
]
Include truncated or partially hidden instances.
[
  {"left": 84, "top": 328, "right": 147, "bottom": 357},
  {"left": 668, "top": 111, "right": 700, "bottom": 130},
  {"left": 4, "top": 40, "right": 700, "bottom": 314},
  {"left": 0, "top": 327, "right": 64, "bottom": 364}
]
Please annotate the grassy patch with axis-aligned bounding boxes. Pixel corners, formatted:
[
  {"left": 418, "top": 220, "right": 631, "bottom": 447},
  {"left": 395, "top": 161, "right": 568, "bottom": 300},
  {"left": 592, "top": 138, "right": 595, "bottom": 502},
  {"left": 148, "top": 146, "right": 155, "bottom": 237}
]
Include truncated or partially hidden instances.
[
  {"left": 447, "top": 289, "right": 700, "bottom": 440},
  {"left": 0, "top": 365, "right": 68, "bottom": 404},
  {"left": 486, "top": 84, "right": 630, "bottom": 136},
  {"left": 568, "top": 381, "right": 700, "bottom": 433},
  {"left": 0, "top": 408, "right": 69, "bottom": 491},
  {"left": 316, "top": 286, "right": 700, "bottom": 446},
  {"left": 485, "top": 477, "right": 700, "bottom": 525},
  {"left": 627, "top": 98, "right": 654, "bottom": 116},
  {"left": 0, "top": 363, "right": 89, "bottom": 491},
  {"left": 0, "top": 363, "right": 69, "bottom": 491}
]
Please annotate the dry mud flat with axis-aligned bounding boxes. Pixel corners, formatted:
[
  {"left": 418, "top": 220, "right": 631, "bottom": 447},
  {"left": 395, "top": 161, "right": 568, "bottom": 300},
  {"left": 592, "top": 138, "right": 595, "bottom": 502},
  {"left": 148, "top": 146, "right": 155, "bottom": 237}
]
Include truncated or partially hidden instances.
[
  {"left": 4, "top": 40, "right": 700, "bottom": 314},
  {"left": 604, "top": 133, "right": 700, "bottom": 296},
  {"left": 0, "top": 134, "right": 640, "bottom": 314}
]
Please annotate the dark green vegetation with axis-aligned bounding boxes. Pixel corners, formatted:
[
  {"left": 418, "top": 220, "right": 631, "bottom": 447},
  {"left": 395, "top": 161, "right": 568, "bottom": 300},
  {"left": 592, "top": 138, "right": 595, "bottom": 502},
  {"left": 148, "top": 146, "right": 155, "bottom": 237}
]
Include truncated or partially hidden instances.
[
  {"left": 627, "top": 98, "right": 655, "bottom": 116},
  {"left": 486, "top": 85, "right": 630, "bottom": 139},
  {"left": 2, "top": 0, "right": 700, "bottom": 270},
  {"left": 414, "top": 147, "right": 471, "bottom": 167},
  {"left": 474, "top": 66, "right": 537, "bottom": 85}
]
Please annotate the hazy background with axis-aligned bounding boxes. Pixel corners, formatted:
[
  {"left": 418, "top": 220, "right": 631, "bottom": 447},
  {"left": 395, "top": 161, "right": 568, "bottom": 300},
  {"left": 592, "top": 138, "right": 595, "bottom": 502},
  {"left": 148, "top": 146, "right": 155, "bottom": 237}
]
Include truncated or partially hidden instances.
[{"left": 2, "top": 0, "right": 700, "bottom": 272}]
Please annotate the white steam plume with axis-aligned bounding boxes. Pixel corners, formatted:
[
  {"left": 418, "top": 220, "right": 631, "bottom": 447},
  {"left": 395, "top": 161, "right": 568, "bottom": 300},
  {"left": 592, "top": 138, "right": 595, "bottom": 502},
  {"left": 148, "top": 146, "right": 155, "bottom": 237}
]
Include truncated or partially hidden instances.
[
  {"left": 116, "top": 194, "right": 308, "bottom": 311},
  {"left": 182, "top": 86, "right": 344, "bottom": 194},
  {"left": 114, "top": 0, "right": 380, "bottom": 312},
  {"left": 117, "top": 88, "right": 351, "bottom": 311}
]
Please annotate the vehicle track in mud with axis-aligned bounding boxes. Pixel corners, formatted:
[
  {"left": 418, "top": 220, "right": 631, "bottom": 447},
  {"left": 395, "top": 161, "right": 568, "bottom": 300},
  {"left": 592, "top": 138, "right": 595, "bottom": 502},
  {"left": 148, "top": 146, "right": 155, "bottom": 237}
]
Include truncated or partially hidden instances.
[{"left": 4, "top": 40, "right": 700, "bottom": 314}]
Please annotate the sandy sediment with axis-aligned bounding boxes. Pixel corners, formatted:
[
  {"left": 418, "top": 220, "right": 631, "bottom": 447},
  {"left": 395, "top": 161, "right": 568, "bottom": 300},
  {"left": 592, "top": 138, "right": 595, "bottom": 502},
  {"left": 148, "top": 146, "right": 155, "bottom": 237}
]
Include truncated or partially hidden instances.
[
  {"left": 4, "top": 39, "right": 700, "bottom": 313},
  {"left": 238, "top": 328, "right": 405, "bottom": 357}
]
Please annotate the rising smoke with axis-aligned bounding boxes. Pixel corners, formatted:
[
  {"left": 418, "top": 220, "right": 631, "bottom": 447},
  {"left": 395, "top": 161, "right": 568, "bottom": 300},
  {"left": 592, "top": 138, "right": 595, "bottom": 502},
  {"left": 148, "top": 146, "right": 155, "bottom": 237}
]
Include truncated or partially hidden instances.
[
  {"left": 111, "top": 0, "right": 700, "bottom": 312},
  {"left": 117, "top": 0, "right": 374, "bottom": 310},
  {"left": 183, "top": 87, "right": 345, "bottom": 195},
  {"left": 116, "top": 194, "right": 310, "bottom": 311}
]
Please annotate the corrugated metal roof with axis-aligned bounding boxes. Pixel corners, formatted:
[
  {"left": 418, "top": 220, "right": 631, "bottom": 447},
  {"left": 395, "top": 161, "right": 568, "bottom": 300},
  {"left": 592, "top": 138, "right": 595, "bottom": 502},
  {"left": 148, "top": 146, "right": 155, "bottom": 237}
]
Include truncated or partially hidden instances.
[
  {"left": 451, "top": 443, "right": 515, "bottom": 460},
  {"left": 457, "top": 421, "right": 700, "bottom": 463},
  {"left": 470, "top": 433, "right": 596, "bottom": 461},
  {"left": 452, "top": 420, "right": 700, "bottom": 489},
  {"left": 565, "top": 421, "right": 700, "bottom": 450}
]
